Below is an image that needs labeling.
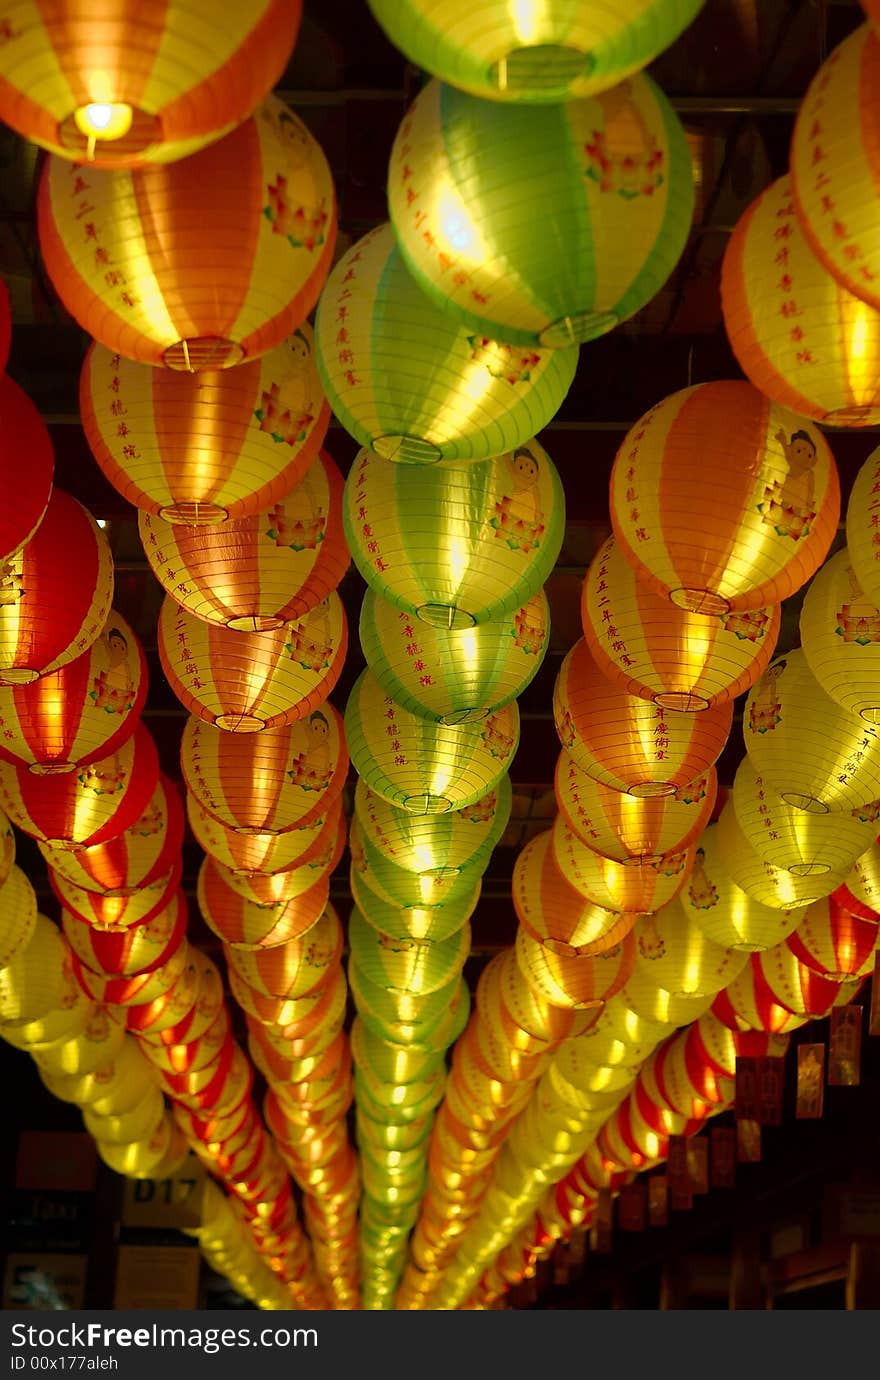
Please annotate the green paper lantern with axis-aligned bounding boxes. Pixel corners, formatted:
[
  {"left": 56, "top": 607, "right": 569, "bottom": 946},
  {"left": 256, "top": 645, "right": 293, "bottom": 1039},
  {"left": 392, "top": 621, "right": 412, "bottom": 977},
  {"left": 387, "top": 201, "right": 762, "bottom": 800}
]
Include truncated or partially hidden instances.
[
  {"left": 350, "top": 842, "right": 481, "bottom": 941},
  {"left": 348, "top": 905, "right": 471, "bottom": 994},
  {"left": 351, "top": 1017, "right": 447, "bottom": 1085},
  {"left": 388, "top": 74, "right": 694, "bottom": 348},
  {"left": 351, "top": 816, "right": 486, "bottom": 910},
  {"left": 350, "top": 963, "right": 472, "bottom": 1050},
  {"left": 345, "top": 668, "right": 519, "bottom": 815},
  {"left": 355, "top": 1068, "right": 447, "bottom": 1126},
  {"left": 344, "top": 441, "right": 564, "bottom": 628},
  {"left": 368, "top": 0, "right": 705, "bottom": 105},
  {"left": 354, "top": 775, "right": 512, "bottom": 876},
  {"left": 315, "top": 223, "right": 577, "bottom": 464},
  {"left": 359, "top": 585, "right": 549, "bottom": 724},
  {"left": 356, "top": 1106, "right": 434, "bottom": 1152}
]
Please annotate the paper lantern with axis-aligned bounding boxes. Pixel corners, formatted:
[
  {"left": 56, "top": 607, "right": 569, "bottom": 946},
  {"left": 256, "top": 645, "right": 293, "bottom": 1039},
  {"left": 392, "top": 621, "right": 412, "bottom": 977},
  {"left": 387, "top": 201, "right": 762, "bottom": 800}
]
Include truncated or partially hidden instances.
[
  {"left": 39, "top": 772, "right": 184, "bottom": 895},
  {"left": 0, "top": 720, "right": 159, "bottom": 848},
  {"left": 350, "top": 817, "right": 484, "bottom": 912},
  {"left": 515, "top": 924, "right": 635, "bottom": 1011},
  {"left": 744, "top": 647, "right": 880, "bottom": 814},
  {"left": 550, "top": 815, "right": 694, "bottom": 914},
  {"left": 0, "top": 0, "right": 303, "bottom": 166},
  {"left": 554, "top": 750, "right": 715, "bottom": 863},
  {"left": 624, "top": 900, "right": 749, "bottom": 1003},
  {"left": 732, "top": 756, "right": 875, "bottom": 882},
  {"left": 27, "top": 1001, "right": 125, "bottom": 1077},
  {"left": 610, "top": 382, "right": 839, "bottom": 614},
  {"left": 387, "top": 74, "right": 693, "bottom": 348},
  {"left": 38, "top": 96, "right": 336, "bottom": 369},
  {"left": 554, "top": 639, "right": 732, "bottom": 797},
  {"left": 50, "top": 860, "right": 182, "bottom": 931},
  {"left": 97, "top": 1118, "right": 187, "bottom": 1180},
  {"left": 348, "top": 907, "right": 470, "bottom": 996},
  {"left": 138, "top": 449, "right": 347, "bottom": 630},
  {"left": 0, "top": 610, "right": 146, "bottom": 774},
  {"left": 187, "top": 791, "right": 340, "bottom": 879},
  {"left": 197, "top": 855, "right": 329, "bottom": 950},
  {"left": 834, "top": 841, "right": 880, "bottom": 921},
  {"left": 81, "top": 327, "right": 330, "bottom": 524},
  {"left": 346, "top": 669, "right": 518, "bottom": 815},
  {"left": 680, "top": 821, "right": 806, "bottom": 952},
  {"left": 582, "top": 534, "right": 780, "bottom": 709},
  {"left": 800, "top": 547, "right": 880, "bottom": 724},
  {"left": 72, "top": 937, "right": 190, "bottom": 1008},
  {"left": 756, "top": 942, "right": 847, "bottom": 1019},
  {"left": 722, "top": 175, "right": 880, "bottom": 427},
  {"left": 618, "top": 975, "right": 713, "bottom": 1027},
  {"left": 180, "top": 708, "right": 347, "bottom": 834},
  {"left": 315, "top": 222, "right": 577, "bottom": 464},
  {"left": 0, "top": 374, "right": 54, "bottom": 566},
  {"left": 354, "top": 776, "right": 511, "bottom": 878},
  {"left": 846, "top": 448, "right": 880, "bottom": 609},
  {"left": 158, "top": 592, "right": 346, "bottom": 732},
  {"left": 215, "top": 814, "right": 344, "bottom": 908},
  {"left": 711, "top": 959, "right": 807, "bottom": 1035},
  {"left": 350, "top": 855, "right": 480, "bottom": 944},
  {"left": 786, "top": 897, "right": 879, "bottom": 982},
  {"left": 0, "top": 980, "right": 92, "bottom": 1054},
  {"left": 0, "top": 490, "right": 114, "bottom": 686},
  {"left": 570, "top": 992, "right": 671, "bottom": 1068},
  {"left": 715, "top": 797, "right": 840, "bottom": 912},
  {"left": 62, "top": 890, "right": 187, "bottom": 977},
  {"left": 367, "top": 0, "right": 704, "bottom": 104},
  {"left": 0, "top": 864, "right": 37, "bottom": 969},
  {"left": 0, "top": 914, "right": 73, "bottom": 1023},
  {"left": 790, "top": 25, "right": 880, "bottom": 313},
  {"left": 345, "top": 442, "right": 564, "bottom": 628}
]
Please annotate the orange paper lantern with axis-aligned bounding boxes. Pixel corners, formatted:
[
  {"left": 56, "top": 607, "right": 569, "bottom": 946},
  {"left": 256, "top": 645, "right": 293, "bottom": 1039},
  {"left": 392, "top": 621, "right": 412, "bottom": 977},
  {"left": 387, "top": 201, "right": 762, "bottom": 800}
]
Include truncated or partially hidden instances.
[
  {"left": 224, "top": 904, "right": 343, "bottom": 1000},
  {"left": 512, "top": 830, "right": 637, "bottom": 956},
  {"left": 197, "top": 854, "right": 329, "bottom": 950},
  {"left": 215, "top": 813, "right": 345, "bottom": 907},
  {"left": 515, "top": 924, "right": 636, "bottom": 1012},
  {"left": 550, "top": 814, "right": 694, "bottom": 914},
  {"left": 187, "top": 791, "right": 341, "bottom": 879},
  {"left": 38, "top": 96, "right": 336, "bottom": 369}
]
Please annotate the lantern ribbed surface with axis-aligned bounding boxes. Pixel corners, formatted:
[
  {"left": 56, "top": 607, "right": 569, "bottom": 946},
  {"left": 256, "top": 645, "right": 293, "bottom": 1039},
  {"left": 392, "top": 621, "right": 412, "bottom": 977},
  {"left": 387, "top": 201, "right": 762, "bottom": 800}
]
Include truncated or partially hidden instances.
[
  {"left": 315, "top": 223, "right": 578, "bottom": 463},
  {"left": 0, "top": 914, "right": 76, "bottom": 1023},
  {"left": 551, "top": 813, "right": 694, "bottom": 914},
  {"left": 187, "top": 791, "right": 341, "bottom": 879},
  {"left": 344, "top": 442, "right": 564, "bottom": 628},
  {"left": 359, "top": 586, "right": 548, "bottom": 724},
  {"left": 180, "top": 706, "right": 348, "bottom": 834},
  {"left": 354, "top": 775, "right": 512, "bottom": 879},
  {"left": 513, "top": 830, "right": 637, "bottom": 956},
  {"left": 345, "top": 669, "right": 518, "bottom": 815},
  {"left": 215, "top": 814, "right": 344, "bottom": 907},
  {"left": 846, "top": 447, "right": 880, "bottom": 607},
  {"left": 554, "top": 749, "right": 715, "bottom": 863},
  {"left": 0, "top": 610, "right": 146, "bottom": 774},
  {"left": 387, "top": 74, "right": 693, "bottom": 348},
  {"left": 0, "top": 864, "right": 37, "bottom": 969},
  {"left": 715, "top": 799, "right": 838, "bottom": 911},
  {"left": 554, "top": 639, "right": 733, "bottom": 797},
  {"left": 732, "top": 756, "right": 876, "bottom": 881},
  {"left": 0, "top": 490, "right": 114, "bottom": 686},
  {"left": 514, "top": 925, "right": 635, "bottom": 1011},
  {"left": 0, "top": 374, "right": 54, "bottom": 565},
  {"left": 138, "top": 449, "right": 347, "bottom": 630},
  {"left": 756, "top": 942, "right": 847, "bottom": 1019},
  {"left": 835, "top": 841, "right": 880, "bottom": 921},
  {"left": 583, "top": 534, "right": 780, "bottom": 710},
  {"left": 224, "top": 904, "right": 343, "bottom": 1000},
  {"left": 49, "top": 861, "right": 181, "bottom": 932},
  {"left": 610, "top": 382, "right": 840, "bottom": 614},
  {"left": 625, "top": 900, "right": 749, "bottom": 1003},
  {"left": 680, "top": 821, "right": 806, "bottom": 952},
  {"left": 367, "top": 0, "right": 704, "bottom": 104},
  {"left": 38, "top": 773, "right": 184, "bottom": 896},
  {"left": 349, "top": 855, "right": 481, "bottom": 944},
  {"left": 38, "top": 96, "right": 336, "bottom": 369},
  {"left": 81, "top": 327, "right": 330, "bottom": 524},
  {"left": 350, "top": 818, "right": 484, "bottom": 912},
  {"left": 197, "top": 855, "right": 329, "bottom": 951},
  {"left": 800, "top": 546, "right": 880, "bottom": 723},
  {"left": 744, "top": 647, "right": 880, "bottom": 814},
  {"left": 790, "top": 24, "right": 880, "bottom": 313},
  {"left": 0, "top": 0, "right": 303, "bottom": 167},
  {"left": 722, "top": 175, "right": 880, "bottom": 427},
  {"left": 786, "top": 897, "right": 879, "bottom": 983},
  {"left": 158, "top": 592, "right": 346, "bottom": 732},
  {"left": 62, "top": 890, "right": 188, "bottom": 978},
  {"left": 0, "top": 720, "right": 159, "bottom": 848},
  {"left": 349, "top": 907, "right": 471, "bottom": 996}
]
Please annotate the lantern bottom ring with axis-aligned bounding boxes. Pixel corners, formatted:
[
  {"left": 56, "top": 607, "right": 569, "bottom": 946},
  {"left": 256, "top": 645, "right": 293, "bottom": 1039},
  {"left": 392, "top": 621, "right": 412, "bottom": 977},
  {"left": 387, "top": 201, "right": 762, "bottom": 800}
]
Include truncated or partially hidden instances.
[
  {"left": 779, "top": 791, "right": 830, "bottom": 814},
  {"left": 788, "top": 861, "right": 830, "bottom": 876},
  {"left": 539, "top": 310, "right": 618, "bottom": 348},
  {"left": 226, "top": 614, "right": 286, "bottom": 632},
  {"left": 0, "top": 666, "right": 40, "bottom": 685},
  {"left": 372, "top": 435, "right": 443, "bottom": 465},
  {"left": 402, "top": 793, "right": 454, "bottom": 815},
  {"left": 159, "top": 502, "right": 229, "bottom": 525},
  {"left": 655, "top": 690, "right": 711, "bottom": 712},
  {"left": 439, "top": 706, "right": 490, "bottom": 726},
  {"left": 627, "top": 781, "right": 677, "bottom": 799},
  {"left": 489, "top": 44, "right": 594, "bottom": 97},
  {"left": 162, "top": 337, "right": 245, "bottom": 372},
  {"left": 416, "top": 603, "right": 476, "bottom": 631},
  {"left": 668, "top": 587, "right": 730, "bottom": 615},
  {"left": 214, "top": 713, "right": 266, "bottom": 732},
  {"left": 824, "top": 405, "right": 880, "bottom": 427},
  {"left": 28, "top": 761, "right": 76, "bottom": 775},
  {"left": 621, "top": 853, "right": 664, "bottom": 866}
]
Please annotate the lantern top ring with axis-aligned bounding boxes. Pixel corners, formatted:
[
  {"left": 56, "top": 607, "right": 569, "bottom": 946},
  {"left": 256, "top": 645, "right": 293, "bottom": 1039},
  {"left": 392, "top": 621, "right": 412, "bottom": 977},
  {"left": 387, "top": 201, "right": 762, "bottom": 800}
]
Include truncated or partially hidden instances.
[
  {"left": 539, "top": 310, "right": 618, "bottom": 348},
  {"left": 416, "top": 603, "right": 476, "bottom": 631},
  {"left": 372, "top": 435, "right": 444, "bottom": 465}
]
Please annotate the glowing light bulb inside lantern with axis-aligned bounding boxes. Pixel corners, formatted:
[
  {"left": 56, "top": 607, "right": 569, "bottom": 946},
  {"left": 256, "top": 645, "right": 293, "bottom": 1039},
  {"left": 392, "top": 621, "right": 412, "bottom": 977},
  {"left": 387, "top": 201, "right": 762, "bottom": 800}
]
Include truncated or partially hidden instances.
[
  {"left": 511, "top": 0, "right": 543, "bottom": 44},
  {"left": 74, "top": 102, "right": 134, "bottom": 142},
  {"left": 844, "top": 296, "right": 879, "bottom": 403}
]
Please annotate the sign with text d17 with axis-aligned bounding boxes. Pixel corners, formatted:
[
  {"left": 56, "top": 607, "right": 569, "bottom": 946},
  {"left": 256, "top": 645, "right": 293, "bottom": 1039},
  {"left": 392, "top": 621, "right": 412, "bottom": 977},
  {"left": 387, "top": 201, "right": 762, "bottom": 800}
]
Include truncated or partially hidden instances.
[{"left": 121, "top": 1154, "right": 206, "bottom": 1231}]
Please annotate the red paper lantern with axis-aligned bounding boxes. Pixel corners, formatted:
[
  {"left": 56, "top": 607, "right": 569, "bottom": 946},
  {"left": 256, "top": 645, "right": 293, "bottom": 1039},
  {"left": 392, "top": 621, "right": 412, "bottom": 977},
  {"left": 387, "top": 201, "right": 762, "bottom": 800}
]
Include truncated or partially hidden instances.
[
  {"left": 0, "top": 610, "right": 146, "bottom": 773},
  {"left": 0, "top": 374, "right": 53, "bottom": 565},
  {"left": 0, "top": 490, "right": 114, "bottom": 686},
  {"left": 786, "top": 897, "right": 879, "bottom": 982},
  {"left": 49, "top": 860, "right": 182, "bottom": 931},
  {"left": 138, "top": 449, "right": 347, "bottom": 630},
  {"left": 62, "top": 889, "right": 188, "bottom": 977},
  {"left": 0, "top": 720, "right": 159, "bottom": 847},
  {"left": 38, "top": 96, "right": 336, "bottom": 370}
]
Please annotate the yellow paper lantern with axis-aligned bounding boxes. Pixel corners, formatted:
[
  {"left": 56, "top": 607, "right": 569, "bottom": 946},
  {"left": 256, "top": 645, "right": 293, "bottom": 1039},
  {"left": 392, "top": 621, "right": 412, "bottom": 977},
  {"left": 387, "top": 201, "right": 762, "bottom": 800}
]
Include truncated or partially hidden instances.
[
  {"left": 515, "top": 924, "right": 636, "bottom": 1011},
  {"left": 550, "top": 814, "right": 694, "bottom": 914},
  {"left": 570, "top": 992, "right": 672, "bottom": 1069},
  {"left": 554, "top": 639, "right": 733, "bottom": 797},
  {"left": 846, "top": 447, "right": 880, "bottom": 607},
  {"left": 800, "top": 546, "right": 880, "bottom": 723},
  {"left": 722, "top": 174, "right": 880, "bottom": 427},
  {"left": 743, "top": 647, "right": 880, "bottom": 814},
  {"left": 350, "top": 846, "right": 481, "bottom": 943},
  {"left": 554, "top": 749, "right": 716, "bottom": 863},
  {"left": 582, "top": 533, "right": 780, "bottom": 709},
  {"left": 345, "top": 668, "right": 518, "bottom": 815},
  {"left": 0, "top": 914, "right": 73, "bottom": 1023},
  {"left": 610, "top": 382, "right": 839, "bottom": 613},
  {"left": 158, "top": 593, "right": 347, "bottom": 732},
  {"left": 715, "top": 798, "right": 837, "bottom": 911},
  {"left": 0, "top": 864, "right": 37, "bottom": 969},
  {"left": 679, "top": 820, "right": 807, "bottom": 952},
  {"left": 624, "top": 900, "right": 749, "bottom": 1004},
  {"left": 0, "top": 983, "right": 91, "bottom": 1054},
  {"left": 790, "top": 24, "right": 880, "bottom": 312},
  {"left": 354, "top": 775, "right": 512, "bottom": 878}
]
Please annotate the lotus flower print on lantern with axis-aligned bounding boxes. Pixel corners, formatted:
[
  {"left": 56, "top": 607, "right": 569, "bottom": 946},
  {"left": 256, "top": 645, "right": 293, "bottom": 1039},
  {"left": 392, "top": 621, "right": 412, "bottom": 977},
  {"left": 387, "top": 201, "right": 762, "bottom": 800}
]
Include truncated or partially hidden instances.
[
  {"left": 138, "top": 450, "right": 347, "bottom": 631},
  {"left": 344, "top": 442, "right": 564, "bottom": 628},
  {"left": 315, "top": 224, "right": 578, "bottom": 464},
  {"left": 367, "top": 0, "right": 705, "bottom": 104},
  {"left": 80, "top": 328, "right": 330, "bottom": 525},
  {"left": 679, "top": 822, "right": 806, "bottom": 953},
  {"left": 387, "top": 74, "right": 694, "bottom": 348},
  {"left": 0, "top": 0, "right": 303, "bottom": 167},
  {"left": 38, "top": 96, "right": 336, "bottom": 370},
  {"left": 610, "top": 382, "right": 839, "bottom": 614}
]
